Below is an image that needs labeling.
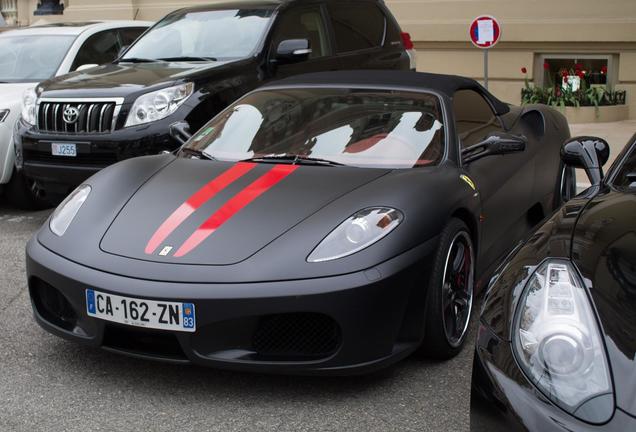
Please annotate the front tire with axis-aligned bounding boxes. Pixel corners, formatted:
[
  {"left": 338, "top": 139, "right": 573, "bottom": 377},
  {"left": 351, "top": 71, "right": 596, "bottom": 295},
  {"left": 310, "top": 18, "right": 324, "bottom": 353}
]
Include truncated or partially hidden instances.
[
  {"left": 5, "top": 169, "right": 51, "bottom": 210},
  {"left": 420, "top": 218, "right": 475, "bottom": 360}
]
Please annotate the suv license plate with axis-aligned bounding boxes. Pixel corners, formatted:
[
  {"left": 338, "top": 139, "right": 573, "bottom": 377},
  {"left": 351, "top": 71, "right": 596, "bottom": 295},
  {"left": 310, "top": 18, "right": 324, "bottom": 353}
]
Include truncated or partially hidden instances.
[{"left": 51, "top": 143, "right": 77, "bottom": 157}]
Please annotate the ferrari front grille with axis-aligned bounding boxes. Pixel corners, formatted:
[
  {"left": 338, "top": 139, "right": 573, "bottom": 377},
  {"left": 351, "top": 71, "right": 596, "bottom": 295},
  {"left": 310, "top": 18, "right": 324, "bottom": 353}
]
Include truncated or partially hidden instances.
[{"left": 253, "top": 313, "right": 341, "bottom": 359}]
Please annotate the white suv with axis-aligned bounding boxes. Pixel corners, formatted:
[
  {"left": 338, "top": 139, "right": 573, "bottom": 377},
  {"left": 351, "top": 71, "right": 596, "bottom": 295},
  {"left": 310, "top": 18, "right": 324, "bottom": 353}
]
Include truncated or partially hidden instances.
[{"left": 0, "top": 20, "right": 151, "bottom": 208}]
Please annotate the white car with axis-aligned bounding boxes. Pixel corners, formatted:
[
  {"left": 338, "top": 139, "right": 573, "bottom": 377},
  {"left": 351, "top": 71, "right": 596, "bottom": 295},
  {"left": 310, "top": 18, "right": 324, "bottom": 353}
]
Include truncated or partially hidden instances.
[{"left": 0, "top": 20, "right": 151, "bottom": 208}]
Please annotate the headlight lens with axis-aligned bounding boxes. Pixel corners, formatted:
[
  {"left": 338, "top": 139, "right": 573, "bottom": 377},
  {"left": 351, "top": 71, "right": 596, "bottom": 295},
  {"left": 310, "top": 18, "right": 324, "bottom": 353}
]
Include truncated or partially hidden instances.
[
  {"left": 49, "top": 185, "right": 91, "bottom": 236},
  {"left": 125, "top": 83, "right": 193, "bottom": 127},
  {"left": 513, "top": 259, "right": 614, "bottom": 423},
  {"left": 0, "top": 109, "right": 9, "bottom": 123},
  {"left": 21, "top": 88, "right": 38, "bottom": 125},
  {"left": 307, "top": 207, "right": 402, "bottom": 263}
]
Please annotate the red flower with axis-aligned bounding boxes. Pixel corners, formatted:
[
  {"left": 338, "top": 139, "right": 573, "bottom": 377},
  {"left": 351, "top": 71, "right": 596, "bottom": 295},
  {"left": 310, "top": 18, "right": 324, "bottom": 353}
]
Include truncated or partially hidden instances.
[
  {"left": 543, "top": 62, "right": 550, "bottom": 70},
  {"left": 574, "top": 63, "right": 583, "bottom": 71},
  {"left": 521, "top": 67, "right": 527, "bottom": 74},
  {"left": 601, "top": 65, "right": 608, "bottom": 74},
  {"left": 561, "top": 70, "right": 569, "bottom": 78}
]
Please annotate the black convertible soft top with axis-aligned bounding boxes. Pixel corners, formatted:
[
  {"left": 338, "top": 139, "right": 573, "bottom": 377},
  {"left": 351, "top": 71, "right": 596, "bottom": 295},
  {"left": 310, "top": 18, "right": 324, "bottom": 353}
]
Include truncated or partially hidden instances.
[{"left": 263, "top": 70, "right": 510, "bottom": 115}]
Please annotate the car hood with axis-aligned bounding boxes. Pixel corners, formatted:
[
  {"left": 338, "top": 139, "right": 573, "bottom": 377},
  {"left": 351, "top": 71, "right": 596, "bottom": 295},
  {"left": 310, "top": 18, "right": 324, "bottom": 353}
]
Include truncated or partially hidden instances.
[
  {"left": 38, "top": 60, "right": 241, "bottom": 99},
  {"left": 100, "top": 158, "right": 391, "bottom": 266},
  {"left": 571, "top": 189, "right": 636, "bottom": 415},
  {"left": 0, "top": 82, "right": 35, "bottom": 108}
]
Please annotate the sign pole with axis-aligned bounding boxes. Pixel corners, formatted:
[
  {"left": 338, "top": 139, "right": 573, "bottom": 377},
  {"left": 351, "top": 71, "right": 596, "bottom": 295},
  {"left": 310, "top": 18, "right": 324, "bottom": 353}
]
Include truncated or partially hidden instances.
[
  {"left": 469, "top": 15, "right": 500, "bottom": 90},
  {"left": 484, "top": 49, "right": 489, "bottom": 90}
]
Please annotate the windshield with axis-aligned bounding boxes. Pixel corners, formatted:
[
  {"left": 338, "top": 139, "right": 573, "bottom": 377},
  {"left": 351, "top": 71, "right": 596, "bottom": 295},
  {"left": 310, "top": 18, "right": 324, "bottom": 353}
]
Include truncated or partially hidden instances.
[
  {"left": 0, "top": 35, "right": 75, "bottom": 82},
  {"left": 182, "top": 88, "right": 445, "bottom": 169},
  {"left": 611, "top": 136, "right": 636, "bottom": 192},
  {"left": 122, "top": 9, "right": 274, "bottom": 61}
]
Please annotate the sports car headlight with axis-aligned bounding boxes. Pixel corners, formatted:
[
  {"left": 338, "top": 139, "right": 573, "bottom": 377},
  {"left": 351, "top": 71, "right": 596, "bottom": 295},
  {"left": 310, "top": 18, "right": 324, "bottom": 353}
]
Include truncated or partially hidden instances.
[
  {"left": 512, "top": 259, "right": 614, "bottom": 423},
  {"left": 49, "top": 185, "right": 91, "bottom": 237},
  {"left": 125, "top": 83, "right": 193, "bottom": 127},
  {"left": 0, "top": 109, "right": 9, "bottom": 123},
  {"left": 21, "top": 88, "right": 38, "bottom": 125},
  {"left": 307, "top": 208, "right": 403, "bottom": 263}
]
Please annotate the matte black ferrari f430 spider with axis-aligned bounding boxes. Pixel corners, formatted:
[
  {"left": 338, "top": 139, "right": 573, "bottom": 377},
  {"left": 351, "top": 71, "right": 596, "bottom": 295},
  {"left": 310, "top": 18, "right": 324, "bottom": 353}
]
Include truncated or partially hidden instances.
[{"left": 27, "top": 71, "right": 573, "bottom": 374}]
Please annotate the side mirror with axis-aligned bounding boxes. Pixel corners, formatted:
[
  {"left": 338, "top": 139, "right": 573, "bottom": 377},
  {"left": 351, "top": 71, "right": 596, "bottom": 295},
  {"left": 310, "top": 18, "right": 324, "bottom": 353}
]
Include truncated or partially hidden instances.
[
  {"left": 169, "top": 121, "right": 192, "bottom": 146},
  {"left": 462, "top": 133, "right": 527, "bottom": 164},
  {"left": 76, "top": 64, "right": 99, "bottom": 72},
  {"left": 561, "top": 136, "right": 610, "bottom": 186},
  {"left": 275, "top": 39, "right": 312, "bottom": 63}
]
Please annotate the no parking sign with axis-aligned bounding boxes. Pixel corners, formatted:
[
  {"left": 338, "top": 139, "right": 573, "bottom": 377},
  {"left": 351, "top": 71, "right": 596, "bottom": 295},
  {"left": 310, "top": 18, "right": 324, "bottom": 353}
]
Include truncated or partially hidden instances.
[
  {"left": 469, "top": 15, "right": 501, "bottom": 89},
  {"left": 469, "top": 15, "right": 501, "bottom": 49}
]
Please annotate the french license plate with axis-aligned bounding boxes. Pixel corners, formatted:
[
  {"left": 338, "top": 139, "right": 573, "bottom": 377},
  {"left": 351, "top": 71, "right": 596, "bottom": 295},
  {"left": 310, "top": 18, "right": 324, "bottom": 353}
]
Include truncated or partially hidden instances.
[
  {"left": 85, "top": 289, "right": 196, "bottom": 332},
  {"left": 51, "top": 143, "right": 77, "bottom": 157}
]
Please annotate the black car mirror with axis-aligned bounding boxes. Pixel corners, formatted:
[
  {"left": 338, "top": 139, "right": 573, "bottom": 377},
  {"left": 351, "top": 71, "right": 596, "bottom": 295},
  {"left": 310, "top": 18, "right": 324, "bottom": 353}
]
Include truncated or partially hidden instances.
[
  {"left": 169, "top": 121, "right": 192, "bottom": 146},
  {"left": 461, "top": 133, "right": 527, "bottom": 164},
  {"left": 561, "top": 136, "right": 610, "bottom": 186},
  {"left": 275, "top": 39, "right": 312, "bottom": 63}
]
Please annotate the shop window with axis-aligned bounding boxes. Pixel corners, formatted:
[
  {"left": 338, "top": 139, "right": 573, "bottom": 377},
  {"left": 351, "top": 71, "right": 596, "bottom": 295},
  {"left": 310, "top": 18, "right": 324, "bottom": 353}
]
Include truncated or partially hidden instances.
[{"left": 540, "top": 55, "right": 612, "bottom": 89}]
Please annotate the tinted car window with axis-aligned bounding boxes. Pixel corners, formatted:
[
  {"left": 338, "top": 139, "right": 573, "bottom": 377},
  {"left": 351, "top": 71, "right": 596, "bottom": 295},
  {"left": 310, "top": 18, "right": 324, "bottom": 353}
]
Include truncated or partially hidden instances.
[
  {"left": 453, "top": 89, "right": 503, "bottom": 149},
  {"left": 0, "top": 35, "right": 75, "bottom": 82},
  {"left": 328, "top": 2, "right": 385, "bottom": 53},
  {"left": 118, "top": 27, "right": 147, "bottom": 47},
  {"left": 122, "top": 9, "right": 274, "bottom": 61},
  {"left": 71, "top": 30, "right": 120, "bottom": 70},
  {"left": 612, "top": 140, "right": 636, "bottom": 191},
  {"left": 183, "top": 88, "right": 445, "bottom": 169},
  {"left": 272, "top": 6, "right": 329, "bottom": 58}
]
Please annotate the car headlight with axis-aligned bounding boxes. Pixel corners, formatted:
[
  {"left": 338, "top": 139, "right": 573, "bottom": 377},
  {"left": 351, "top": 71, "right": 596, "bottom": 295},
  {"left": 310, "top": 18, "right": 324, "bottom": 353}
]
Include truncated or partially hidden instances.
[
  {"left": 21, "top": 88, "right": 38, "bottom": 125},
  {"left": 125, "top": 83, "right": 194, "bottom": 127},
  {"left": 0, "top": 109, "right": 9, "bottom": 123},
  {"left": 49, "top": 185, "right": 91, "bottom": 237},
  {"left": 512, "top": 259, "right": 614, "bottom": 424},
  {"left": 307, "top": 207, "right": 403, "bottom": 263}
]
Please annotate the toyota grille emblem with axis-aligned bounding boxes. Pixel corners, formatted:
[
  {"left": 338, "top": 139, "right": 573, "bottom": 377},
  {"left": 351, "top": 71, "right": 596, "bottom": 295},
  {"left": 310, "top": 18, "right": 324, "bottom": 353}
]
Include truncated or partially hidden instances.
[{"left": 63, "top": 106, "right": 80, "bottom": 124}]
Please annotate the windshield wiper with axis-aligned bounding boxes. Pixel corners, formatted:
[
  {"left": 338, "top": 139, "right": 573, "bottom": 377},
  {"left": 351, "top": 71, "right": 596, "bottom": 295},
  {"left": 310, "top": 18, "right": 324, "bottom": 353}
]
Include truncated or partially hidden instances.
[
  {"left": 180, "top": 148, "right": 217, "bottom": 161},
  {"left": 158, "top": 56, "right": 218, "bottom": 62},
  {"left": 240, "top": 154, "right": 344, "bottom": 167},
  {"left": 117, "top": 57, "right": 159, "bottom": 63}
]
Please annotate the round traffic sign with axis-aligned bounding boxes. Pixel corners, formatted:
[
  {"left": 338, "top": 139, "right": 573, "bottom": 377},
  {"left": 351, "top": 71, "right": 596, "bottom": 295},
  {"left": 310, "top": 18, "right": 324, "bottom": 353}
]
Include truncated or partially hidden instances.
[{"left": 469, "top": 15, "right": 501, "bottom": 49}]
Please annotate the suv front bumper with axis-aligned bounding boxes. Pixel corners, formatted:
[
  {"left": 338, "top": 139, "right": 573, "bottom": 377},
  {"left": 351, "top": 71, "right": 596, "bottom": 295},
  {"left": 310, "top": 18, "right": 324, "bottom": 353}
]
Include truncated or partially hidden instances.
[{"left": 15, "top": 117, "right": 180, "bottom": 195}]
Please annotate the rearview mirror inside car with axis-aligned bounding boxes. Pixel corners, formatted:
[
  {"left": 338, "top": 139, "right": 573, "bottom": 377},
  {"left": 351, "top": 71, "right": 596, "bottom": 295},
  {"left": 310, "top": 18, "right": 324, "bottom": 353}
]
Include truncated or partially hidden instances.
[
  {"left": 275, "top": 39, "right": 312, "bottom": 63},
  {"left": 561, "top": 136, "right": 610, "bottom": 186},
  {"left": 462, "top": 133, "right": 527, "bottom": 164}
]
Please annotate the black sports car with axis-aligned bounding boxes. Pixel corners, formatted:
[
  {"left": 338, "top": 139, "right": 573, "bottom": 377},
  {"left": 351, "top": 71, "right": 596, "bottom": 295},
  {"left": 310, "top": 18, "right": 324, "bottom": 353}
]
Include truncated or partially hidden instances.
[
  {"left": 470, "top": 134, "right": 636, "bottom": 430},
  {"left": 27, "top": 71, "right": 573, "bottom": 374}
]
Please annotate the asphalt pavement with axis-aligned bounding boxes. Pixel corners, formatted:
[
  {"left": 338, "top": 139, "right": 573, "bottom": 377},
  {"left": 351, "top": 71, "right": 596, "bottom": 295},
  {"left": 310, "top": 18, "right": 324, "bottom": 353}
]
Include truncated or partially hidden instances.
[{"left": 0, "top": 197, "right": 473, "bottom": 432}]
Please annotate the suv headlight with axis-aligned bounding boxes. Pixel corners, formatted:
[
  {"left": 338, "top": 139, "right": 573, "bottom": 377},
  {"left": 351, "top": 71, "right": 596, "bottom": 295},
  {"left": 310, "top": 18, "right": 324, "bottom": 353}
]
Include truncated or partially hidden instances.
[
  {"left": 512, "top": 259, "right": 614, "bottom": 424},
  {"left": 125, "top": 83, "right": 193, "bottom": 127},
  {"left": 0, "top": 109, "right": 9, "bottom": 123},
  {"left": 21, "top": 88, "right": 38, "bottom": 125},
  {"left": 307, "top": 207, "right": 402, "bottom": 263},
  {"left": 50, "top": 185, "right": 91, "bottom": 236}
]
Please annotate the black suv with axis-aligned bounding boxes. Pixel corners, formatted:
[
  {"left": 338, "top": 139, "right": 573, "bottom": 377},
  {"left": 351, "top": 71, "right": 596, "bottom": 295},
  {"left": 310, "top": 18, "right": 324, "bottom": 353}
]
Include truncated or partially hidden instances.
[{"left": 15, "top": 0, "right": 412, "bottom": 202}]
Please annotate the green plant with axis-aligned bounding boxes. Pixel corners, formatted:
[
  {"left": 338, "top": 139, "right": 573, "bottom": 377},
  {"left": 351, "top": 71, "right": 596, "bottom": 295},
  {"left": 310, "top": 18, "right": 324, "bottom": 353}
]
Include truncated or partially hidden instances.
[{"left": 520, "top": 64, "right": 626, "bottom": 112}]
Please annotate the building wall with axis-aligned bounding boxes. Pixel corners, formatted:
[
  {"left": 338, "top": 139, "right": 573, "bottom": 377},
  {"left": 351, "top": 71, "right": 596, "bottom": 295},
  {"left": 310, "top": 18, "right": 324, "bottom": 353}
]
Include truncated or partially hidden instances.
[{"left": 7, "top": 0, "right": 636, "bottom": 119}]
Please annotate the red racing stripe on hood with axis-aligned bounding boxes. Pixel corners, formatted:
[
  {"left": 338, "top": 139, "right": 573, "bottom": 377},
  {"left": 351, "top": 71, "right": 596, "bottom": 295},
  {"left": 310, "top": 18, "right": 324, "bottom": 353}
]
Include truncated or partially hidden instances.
[
  {"left": 145, "top": 162, "right": 256, "bottom": 255},
  {"left": 173, "top": 164, "right": 299, "bottom": 257}
]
